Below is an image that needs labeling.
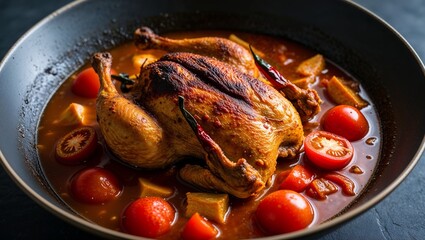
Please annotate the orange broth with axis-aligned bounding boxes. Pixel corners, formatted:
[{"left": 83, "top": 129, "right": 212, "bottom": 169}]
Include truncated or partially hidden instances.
[{"left": 37, "top": 30, "right": 380, "bottom": 239}]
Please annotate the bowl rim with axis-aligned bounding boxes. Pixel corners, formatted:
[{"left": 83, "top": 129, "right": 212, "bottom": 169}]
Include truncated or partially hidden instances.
[{"left": 1, "top": 0, "right": 424, "bottom": 239}]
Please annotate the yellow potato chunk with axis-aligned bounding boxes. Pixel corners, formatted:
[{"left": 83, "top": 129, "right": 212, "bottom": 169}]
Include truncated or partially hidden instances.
[
  {"left": 291, "top": 76, "right": 315, "bottom": 89},
  {"left": 132, "top": 50, "right": 165, "bottom": 70},
  {"left": 186, "top": 192, "right": 229, "bottom": 224},
  {"left": 54, "top": 103, "right": 85, "bottom": 126},
  {"left": 296, "top": 54, "right": 325, "bottom": 76},
  {"left": 327, "top": 76, "right": 368, "bottom": 109},
  {"left": 138, "top": 178, "right": 174, "bottom": 198}
]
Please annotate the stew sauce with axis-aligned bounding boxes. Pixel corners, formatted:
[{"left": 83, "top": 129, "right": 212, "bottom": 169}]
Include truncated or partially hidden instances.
[{"left": 37, "top": 30, "right": 380, "bottom": 239}]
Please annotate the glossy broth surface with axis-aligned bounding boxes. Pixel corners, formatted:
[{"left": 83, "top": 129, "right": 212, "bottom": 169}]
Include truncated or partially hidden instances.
[{"left": 38, "top": 31, "right": 381, "bottom": 239}]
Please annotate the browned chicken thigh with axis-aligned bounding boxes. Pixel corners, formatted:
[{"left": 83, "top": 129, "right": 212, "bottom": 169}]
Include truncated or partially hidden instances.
[{"left": 92, "top": 28, "right": 320, "bottom": 198}]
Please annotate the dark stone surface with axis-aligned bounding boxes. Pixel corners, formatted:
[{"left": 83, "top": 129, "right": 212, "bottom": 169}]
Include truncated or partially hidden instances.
[{"left": 0, "top": 0, "right": 424, "bottom": 239}]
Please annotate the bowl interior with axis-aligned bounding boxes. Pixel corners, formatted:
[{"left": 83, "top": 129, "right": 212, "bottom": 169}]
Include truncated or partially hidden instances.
[{"left": 1, "top": 0, "right": 424, "bottom": 239}]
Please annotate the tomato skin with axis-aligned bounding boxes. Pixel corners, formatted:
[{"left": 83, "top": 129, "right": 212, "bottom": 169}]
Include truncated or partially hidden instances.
[
  {"left": 321, "top": 105, "right": 369, "bottom": 141},
  {"left": 72, "top": 67, "right": 100, "bottom": 98},
  {"left": 323, "top": 173, "right": 355, "bottom": 196},
  {"left": 181, "top": 213, "right": 218, "bottom": 240},
  {"left": 55, "top": 126, "right": 98, "bottom": 165},
  {"left": 122, "top": 197, "right": 175, "bottom": 238},
  {"left": 70, "top": 167, "right": 121, "bottom": 204},
  {"left": 304, "top": 131, "right": 354, "bottom": 170},
  {"left": 256, "top": 190, "right": 313, "bottom": 234},
  {"left": 279, "top": 165, "right": 315, "bottom": 192}
]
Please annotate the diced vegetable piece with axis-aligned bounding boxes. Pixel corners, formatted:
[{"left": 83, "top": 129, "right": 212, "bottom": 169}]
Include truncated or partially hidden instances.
[
  {"left": 229, "top": 34, "right": 265, "bottom": 58},
  {"left": 132, "top": 50, "right": 164, "bottom": 69},
  {"left": 323, "top": 172, "right": 356, "bottom": 196},
  {"left": 132, "top": 54, "right": 157, "bottom": 69},
  {"left": 291, "top": 76, "right": 315, "bottom": 89},
  {"left": 72, "top": 67, "right": 101, "bottom": 98},
  {"left": 278, "top": 165, "right": 315, "bottom": 192},
  {"left": 181, "top": 213, "right": 218, "bottom": 240},
  {"left": 186, "top": 192, "right": 229, "bottom": 224},
  {"left": 138, "top": 178, "right": 174, "bottom": 198},
  {"left": 54, "top": 103, "right": 85, "bottom": 126},
  {"left": 326, "top": 76, "right": 368, "bottom": 109},
  {"left": 306, "top": 178, "right": 338, "bottom": 200},
  {"left": 296, "top": 54, "right": 325, "bottom": 76}
]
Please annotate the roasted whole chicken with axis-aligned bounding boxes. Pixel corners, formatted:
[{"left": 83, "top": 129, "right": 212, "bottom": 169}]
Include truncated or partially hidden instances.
[{"left": 91, "top": 27, "right": 321, "bottom": 198}]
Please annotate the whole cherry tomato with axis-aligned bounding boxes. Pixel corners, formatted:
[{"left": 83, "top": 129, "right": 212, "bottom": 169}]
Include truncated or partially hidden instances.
[
  {"left": 71, "top": 67, "right": 100, "bottom": 98},
  {"left": 181, "top": 213, "right": 218, "bottom": 240},
  {"left": 304, "top": 131, "right": 354, "bottom": 170},
  {"left": 55, "top": 126, "right": 98, "bottom": 165},
  {"left": 321, "top": 105, "right": 369, "bottom": 141},
  {"left": 70, "top": 167, "right": 121, "bottom": 204},
  {"left": 122, "top": 197, "right": 175, "bottom": 238},
  {"left": 256, "top": 190, "right": 314, "bottom": 234}
]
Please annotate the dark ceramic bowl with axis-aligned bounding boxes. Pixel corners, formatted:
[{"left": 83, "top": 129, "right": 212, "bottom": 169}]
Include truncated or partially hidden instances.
[{"left": 1, "top": 0, "right": 424, "bottom": 239}]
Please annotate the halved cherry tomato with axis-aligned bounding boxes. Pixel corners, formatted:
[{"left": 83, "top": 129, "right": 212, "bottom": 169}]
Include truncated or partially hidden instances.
[
  {"left": 70, "top": 167, "right": 121, "bottom": 204},
  {"left": 181, "top": 213, "right": 218, "bottom": 240},
  {"left": 55, "top": 126, "right": 97, "bottom": 165},
  {"left": 256, "top": 190, "right": 314, "bottom": 234},
  {"left": 304, "top": 131, "right": 354, "bottom": 170},
  {"left": 278, "top": 165, "right": 315, "bottom": 192},
  {"left": 72, "top": 67, "right": 100, "bottom": 98},
  {"left": 122, "top": 197, "right": 175, "bottom": 238},
  {"left": 321, "top": 105, "right": 369, "bottom": 141}
]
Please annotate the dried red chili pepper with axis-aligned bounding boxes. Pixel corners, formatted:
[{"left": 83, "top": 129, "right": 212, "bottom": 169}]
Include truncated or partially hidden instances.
[
  {"left": 178, "top": 96, "right": 264, "bottom": 197},
  {"left": 178, "top": 96, "right": 215, "bottom": 151},
  {"left": 250, "top": 46, "right": 322, "bottom": 122},
  {"left": 250, "top": 46, "right": 290, "bottom": 90}
]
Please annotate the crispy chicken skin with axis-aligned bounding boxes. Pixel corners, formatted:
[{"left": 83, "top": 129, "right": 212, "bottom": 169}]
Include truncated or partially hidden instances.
[{"left": 91, "top": 28, "right": 316, "bottom": 198}]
